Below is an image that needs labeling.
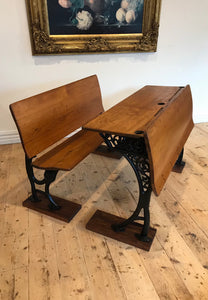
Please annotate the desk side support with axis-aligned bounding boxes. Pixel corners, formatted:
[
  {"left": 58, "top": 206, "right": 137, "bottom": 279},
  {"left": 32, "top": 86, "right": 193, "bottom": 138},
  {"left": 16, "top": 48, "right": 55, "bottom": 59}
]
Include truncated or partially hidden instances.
[
  {"left": 23, "top": 155, "right": 82, "bottom": 222},
  {"left": 86, "top": 134, "right": 157, "bottom": 250},
  {"left": 10, "top": 75, "right": 103, "bottom": 222},
  {"left": 86, "top": 85, "right": 194, "bottom": 251},
  {"left": 86, "top": 135, "right": 187, "bottom": 251}
]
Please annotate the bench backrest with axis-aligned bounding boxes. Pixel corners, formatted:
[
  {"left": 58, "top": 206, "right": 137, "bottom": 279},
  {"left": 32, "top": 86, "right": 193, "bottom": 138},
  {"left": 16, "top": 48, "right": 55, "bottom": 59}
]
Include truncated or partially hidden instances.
[{"left": 10, "top": 75, "right": 104, "bottom": 158}]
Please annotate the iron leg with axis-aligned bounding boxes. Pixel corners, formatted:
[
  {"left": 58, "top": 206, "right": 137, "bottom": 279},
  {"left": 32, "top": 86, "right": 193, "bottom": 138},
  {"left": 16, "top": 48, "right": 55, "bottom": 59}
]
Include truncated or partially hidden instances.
[
  {"left": 112, "top": 187, "right": 152, "bottom": 242},
  {"left": 99, "top": 134, "right": 153, "bottom": 244},
  {"left": 44, "top": 170, "right": 61, "bottom": 210},
  {"left": 173, "top": 148, "right": 186, "bottom": 173},
  {"left": 25, "top": 156, "right": 40, "bottom": 202},
  {"left": 136, "top": 188, "right": 151, "bottom": 242},
  {"left": 175, "top": 148, "right": 185, "bottom": 167},
  {"left": 25, "top": 155, "right": 60, "bottom": 209}
]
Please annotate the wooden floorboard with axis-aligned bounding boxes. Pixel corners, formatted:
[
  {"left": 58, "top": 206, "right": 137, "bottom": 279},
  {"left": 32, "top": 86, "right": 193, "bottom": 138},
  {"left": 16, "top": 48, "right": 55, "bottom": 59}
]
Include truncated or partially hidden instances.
[{"left": 0, "top": 123, "right": 208, "bottom": 300}]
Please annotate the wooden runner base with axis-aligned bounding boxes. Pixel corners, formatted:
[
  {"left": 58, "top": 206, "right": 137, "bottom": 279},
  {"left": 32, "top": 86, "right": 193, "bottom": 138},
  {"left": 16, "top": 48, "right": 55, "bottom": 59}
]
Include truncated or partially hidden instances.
[
  {"left": 86, "top": 210, "right": 156, "bottom": 251},
  {"left": 172, "top": 161, "right": 186, "bottom": 173},
  {"left": 23, "top": 190, "right": 81, "bottom": 222}
]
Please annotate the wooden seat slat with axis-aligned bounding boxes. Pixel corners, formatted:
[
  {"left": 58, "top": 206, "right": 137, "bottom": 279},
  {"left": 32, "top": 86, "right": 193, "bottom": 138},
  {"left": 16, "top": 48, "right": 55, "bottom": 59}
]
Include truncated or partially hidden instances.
[{"left": 33, "top": 130, "right": 102, "bottom": 171}]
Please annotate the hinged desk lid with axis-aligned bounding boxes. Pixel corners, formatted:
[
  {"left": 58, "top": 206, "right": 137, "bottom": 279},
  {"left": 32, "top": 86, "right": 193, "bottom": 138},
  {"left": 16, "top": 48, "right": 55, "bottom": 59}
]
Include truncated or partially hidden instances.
[{"left": 83, "top": 85, "right": 194, "bottom": 195}]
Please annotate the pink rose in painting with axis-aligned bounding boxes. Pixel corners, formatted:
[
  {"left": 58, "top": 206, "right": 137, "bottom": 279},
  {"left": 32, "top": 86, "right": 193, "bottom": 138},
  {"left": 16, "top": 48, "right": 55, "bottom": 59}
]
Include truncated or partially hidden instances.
[{"left": 58, "top": 0, "right": 72, "bottom": 9}]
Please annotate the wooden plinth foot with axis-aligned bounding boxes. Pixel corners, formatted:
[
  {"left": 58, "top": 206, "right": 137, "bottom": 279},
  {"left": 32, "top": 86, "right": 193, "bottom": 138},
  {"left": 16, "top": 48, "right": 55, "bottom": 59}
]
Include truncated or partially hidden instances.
[
  {"left": 172, "top": 161, "right": 186, "bottom": 173},
  {"left": 94, "top": 145, "right": 122, "bottom": 159},
  {"left": 86, "top": 210, "right": 156, "bottom": 251},
  {"left": 23, "top": 190, "right": 81, "bottom": 222}
]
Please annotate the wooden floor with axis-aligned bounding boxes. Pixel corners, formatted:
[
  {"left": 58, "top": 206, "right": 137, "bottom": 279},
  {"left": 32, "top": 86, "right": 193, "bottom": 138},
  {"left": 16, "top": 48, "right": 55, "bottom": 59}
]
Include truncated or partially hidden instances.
[{"left": 0, "top": 123, "right": 208, "bottom": 300}]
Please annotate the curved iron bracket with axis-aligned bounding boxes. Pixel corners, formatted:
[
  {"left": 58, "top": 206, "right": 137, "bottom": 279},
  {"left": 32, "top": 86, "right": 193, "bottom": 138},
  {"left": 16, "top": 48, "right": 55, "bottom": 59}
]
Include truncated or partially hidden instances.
[
  {"left": 100, "top": 133, "right": 152, "bottom": 242},
  {"left": 25, "top": 155, "right": 61, "bottom": 210}
]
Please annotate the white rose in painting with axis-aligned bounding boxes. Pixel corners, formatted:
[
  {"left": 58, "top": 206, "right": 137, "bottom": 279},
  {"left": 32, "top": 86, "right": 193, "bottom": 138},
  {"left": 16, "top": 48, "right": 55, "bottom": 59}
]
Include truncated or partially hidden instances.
[
  {"left": 58, "top": 0, "right": 72, "bottom": 9},
  {"left": 126, "top": 10, "right": 136, "bottom": 23},
  {"left": 76, "top": 10, "right": 93, "bottom": 30},
  {"left": 116, "top": 8, "right": 126, "bottom": 23}
]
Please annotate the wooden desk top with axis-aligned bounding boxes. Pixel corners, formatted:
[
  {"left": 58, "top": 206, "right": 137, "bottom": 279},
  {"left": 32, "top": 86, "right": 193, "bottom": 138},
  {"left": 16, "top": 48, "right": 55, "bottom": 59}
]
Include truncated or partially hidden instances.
[
  {"left": 83, "top": 85, "right": 194, "bottom": 196},
  {"left": 83, "top": 85, "right": 181, "bottom": 138}
]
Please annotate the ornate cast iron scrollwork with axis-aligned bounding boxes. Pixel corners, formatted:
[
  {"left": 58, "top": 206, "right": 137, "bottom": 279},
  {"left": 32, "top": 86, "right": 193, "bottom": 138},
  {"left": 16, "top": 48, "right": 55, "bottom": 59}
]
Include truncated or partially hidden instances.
[
  {"left": 25, "top": 156, "right": 61, "bottom": 210},
  {"left": 100, "top": 133, "right": 152, "bottom": 242}
]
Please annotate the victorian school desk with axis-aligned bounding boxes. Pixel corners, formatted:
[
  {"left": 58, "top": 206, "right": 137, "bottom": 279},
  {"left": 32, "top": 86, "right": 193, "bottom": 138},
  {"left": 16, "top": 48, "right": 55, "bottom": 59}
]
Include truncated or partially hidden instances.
[{"left": 83, "top": 85, "right": 194, "bottom": 251}]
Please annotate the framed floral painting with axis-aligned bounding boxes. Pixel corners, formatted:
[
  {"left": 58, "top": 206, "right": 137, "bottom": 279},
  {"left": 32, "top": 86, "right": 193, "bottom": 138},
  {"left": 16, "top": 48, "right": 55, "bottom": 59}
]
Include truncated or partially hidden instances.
[{"left": 26, "top": 0, "right": 161, "bottom": 55}]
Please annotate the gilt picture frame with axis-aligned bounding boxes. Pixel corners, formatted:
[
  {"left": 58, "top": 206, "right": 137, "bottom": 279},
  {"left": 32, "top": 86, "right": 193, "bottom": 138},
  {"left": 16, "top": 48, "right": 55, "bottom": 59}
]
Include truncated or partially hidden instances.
[{"left": 26, "top": 0, "right": 161, "bottom": 55}]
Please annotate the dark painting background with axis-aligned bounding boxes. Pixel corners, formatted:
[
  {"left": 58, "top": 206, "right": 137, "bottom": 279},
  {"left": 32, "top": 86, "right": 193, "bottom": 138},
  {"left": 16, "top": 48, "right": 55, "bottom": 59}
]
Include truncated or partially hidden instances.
[{"left": 47, "top": 0, "right": 144, "bottom": 35}]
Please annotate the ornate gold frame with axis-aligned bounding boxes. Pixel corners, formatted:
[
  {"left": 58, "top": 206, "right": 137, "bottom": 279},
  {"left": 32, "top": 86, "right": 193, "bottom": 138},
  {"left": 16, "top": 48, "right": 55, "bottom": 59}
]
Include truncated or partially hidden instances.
[{"left": 26, "top": 0, "right": 161, "bottom": 55}]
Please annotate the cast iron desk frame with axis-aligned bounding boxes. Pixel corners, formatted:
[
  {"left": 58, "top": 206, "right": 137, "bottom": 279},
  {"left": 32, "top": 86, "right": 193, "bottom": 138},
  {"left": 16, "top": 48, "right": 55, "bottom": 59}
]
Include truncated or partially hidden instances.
[
  {"left": 83, "top": 85, "right": 193, "bottom": 251},
  {"left": 86, "top": 133, "right": 183, "bottom": 250},
  {"left": 99, "top": 133, "right": 153, "bottom": 240}
]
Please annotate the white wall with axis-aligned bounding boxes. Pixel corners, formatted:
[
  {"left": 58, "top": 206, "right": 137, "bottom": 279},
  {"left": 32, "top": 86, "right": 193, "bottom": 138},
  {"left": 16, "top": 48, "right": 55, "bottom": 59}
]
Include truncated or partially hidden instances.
[{"left": 0, "top": 0, "right": 208, "bottom": 140}]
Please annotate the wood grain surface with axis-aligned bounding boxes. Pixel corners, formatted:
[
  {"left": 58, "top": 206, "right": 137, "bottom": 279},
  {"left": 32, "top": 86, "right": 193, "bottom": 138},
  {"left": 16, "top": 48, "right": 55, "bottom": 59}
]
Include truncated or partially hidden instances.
[
  {"left": 10, "top": 75, "right": 104, "bottom": 158},
  {"left": 33, "top": 129, "right": 103, "bottom": 171},
  {"left": 84, "top": 85, "right": 194, "bottom": 195},
  {"left": 0, "top": 123, "right": 208, "bottom": 300},
  {"left": 83, "top": 85, "right": 180, "bottom": 137},
  {"left": 146, "top": 85, "right": 194, "bottom": 195}
]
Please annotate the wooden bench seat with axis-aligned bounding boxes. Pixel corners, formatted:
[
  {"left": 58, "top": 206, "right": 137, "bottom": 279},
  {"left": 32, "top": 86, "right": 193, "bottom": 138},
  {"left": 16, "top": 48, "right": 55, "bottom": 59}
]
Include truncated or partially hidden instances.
[
  {"left": 10, "top": 75, "right": 104, "bottom": 222},
  {"left": 33, "top": 129, "right": 103, "bottom": 171}
]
